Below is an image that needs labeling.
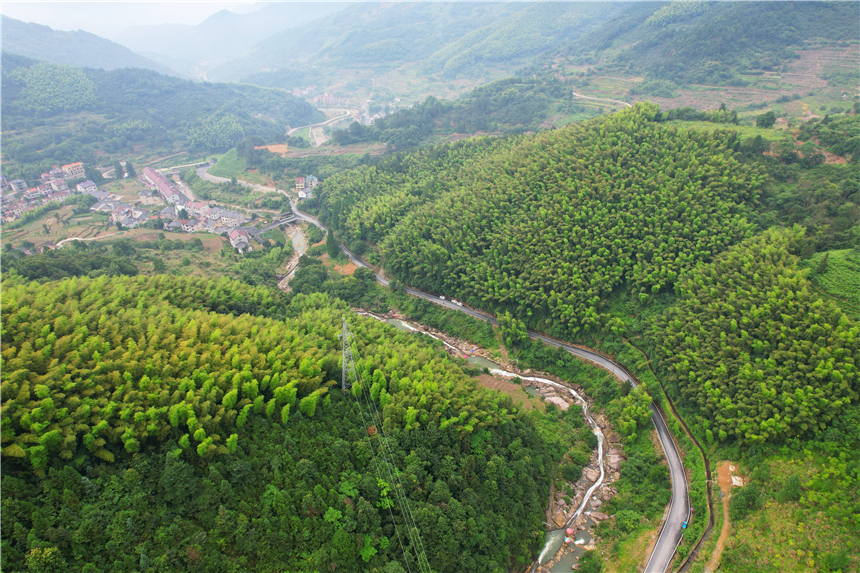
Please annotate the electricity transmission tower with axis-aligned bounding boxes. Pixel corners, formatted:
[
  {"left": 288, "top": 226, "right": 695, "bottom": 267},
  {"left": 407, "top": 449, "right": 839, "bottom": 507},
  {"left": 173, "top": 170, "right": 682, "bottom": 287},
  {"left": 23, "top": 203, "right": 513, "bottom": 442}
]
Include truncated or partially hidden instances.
[{"left": 340, "top": 317, "right": 432, "bottom": 573}]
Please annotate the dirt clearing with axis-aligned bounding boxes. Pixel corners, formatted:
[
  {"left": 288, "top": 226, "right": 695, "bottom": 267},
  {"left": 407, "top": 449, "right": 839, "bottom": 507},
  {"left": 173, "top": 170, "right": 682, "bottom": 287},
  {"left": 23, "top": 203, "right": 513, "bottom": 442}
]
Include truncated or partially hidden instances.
[
  {"left": 704, "top": 461, "right": 745, "bottom": 572},
  {"left": 475, "top": 374, "right": 543, "bottom": 411}
]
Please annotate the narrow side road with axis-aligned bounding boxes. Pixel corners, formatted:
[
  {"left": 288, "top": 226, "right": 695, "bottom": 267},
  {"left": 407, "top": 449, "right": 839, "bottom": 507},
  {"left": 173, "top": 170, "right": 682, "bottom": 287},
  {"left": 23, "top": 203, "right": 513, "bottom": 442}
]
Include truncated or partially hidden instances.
[
  {"left": 290, "top": 203, "right": 690, "bottom": 572},
  {"left": 572, "top": 91, "right": 632, "bottom": 109}
]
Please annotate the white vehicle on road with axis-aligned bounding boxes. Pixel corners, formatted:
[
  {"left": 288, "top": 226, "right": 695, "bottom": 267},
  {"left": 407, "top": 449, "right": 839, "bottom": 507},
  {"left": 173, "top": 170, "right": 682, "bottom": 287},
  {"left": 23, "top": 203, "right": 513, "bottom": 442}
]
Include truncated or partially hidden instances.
[{"left": 440, "top": 296, "right": 446, "bottom": 300}]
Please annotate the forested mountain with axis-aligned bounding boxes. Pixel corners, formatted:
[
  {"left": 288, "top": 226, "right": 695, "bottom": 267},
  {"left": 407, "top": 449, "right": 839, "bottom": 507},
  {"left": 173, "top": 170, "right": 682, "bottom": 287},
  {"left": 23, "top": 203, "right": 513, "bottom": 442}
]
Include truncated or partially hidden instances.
[
  {"left": 0, "top": 274, "right": 584, "bottom": 572},
  {"left": 331, "top": 77, "right": 600, "bottom": 150},
  {"left": 114, "top": 3, "right": 349, "bottom": 77},
  {"left": 550, "top": 1, "right": 859, "bottom": 87},
  {"left": 316, "top": 103, "right": 763, "bottom": 339},
  {"left": 0, "top": 16, "right": 181, "bottom": 77},
  {"left": 208, "top": 2, "right": 624, "bottom": 83},
  {"left": 208, "top": 2, "right": 524, "bottom": 82},
  {"left": 654, "top": 228, "right": 859, "bottom": 444},
  {"left": 0, "top": 54, "right": 323, "bottom": 182}
]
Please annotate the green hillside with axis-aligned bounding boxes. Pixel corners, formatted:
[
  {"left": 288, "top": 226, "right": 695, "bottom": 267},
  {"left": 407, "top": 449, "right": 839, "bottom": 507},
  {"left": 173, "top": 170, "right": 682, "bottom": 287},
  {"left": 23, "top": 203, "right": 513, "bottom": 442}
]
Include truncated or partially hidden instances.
[
  {"left": 316, "top": 103, "right": 763, "bottom": 339},
  {"left": 210, "top": 2, "right": 627, "bottom": 85},
  {"left": 0, "top": 54, "right": 323, "bottom": 182},
  {"left": 654, "top": 228, "right": 859, "bottom": 444},
  {"left": 1, "top": 16, "right": 181, "bottom": 77},
  {"left": 0, "top": 274, "right": 585, "bottom": 572},
  {"left": 557, "top": 1, "right": 859, "bottom": 87},
  {"left": 330, "top": 77, "right": 604, "bottom": 150}
]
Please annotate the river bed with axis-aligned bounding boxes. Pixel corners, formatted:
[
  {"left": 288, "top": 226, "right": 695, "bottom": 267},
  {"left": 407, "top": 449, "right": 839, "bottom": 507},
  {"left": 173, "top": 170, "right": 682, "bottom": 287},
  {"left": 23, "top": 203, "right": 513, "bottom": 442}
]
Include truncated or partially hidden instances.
[{"left": 370, "top": 313, "right": 609, "bottom": 571}]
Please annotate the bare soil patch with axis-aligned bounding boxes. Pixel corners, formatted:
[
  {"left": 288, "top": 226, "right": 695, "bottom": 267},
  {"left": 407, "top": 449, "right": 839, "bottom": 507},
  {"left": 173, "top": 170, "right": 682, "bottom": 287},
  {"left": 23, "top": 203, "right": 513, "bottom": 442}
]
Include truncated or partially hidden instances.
[
  {"left": 475, "top": 373, "right": 541, "bottom": 411},
  {"left": 256, "top": 144, "right": 290, "bottom": 156},
  {"left": 320, "top": 253, "right": 358, "bottom": 276},
  {"left": 703, "top": 461, "right": 743, "bottom": 572}
]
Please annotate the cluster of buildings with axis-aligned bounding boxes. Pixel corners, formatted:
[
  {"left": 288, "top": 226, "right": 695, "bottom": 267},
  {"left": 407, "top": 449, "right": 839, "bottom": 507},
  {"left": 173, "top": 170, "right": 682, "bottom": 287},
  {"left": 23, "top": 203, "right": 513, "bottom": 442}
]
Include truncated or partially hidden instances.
[
  {"left": 296, "top": 175, "right": 318, "bottom": 199},
  {"left": 140, "top": 167, "right": 190, "bottom": 206},
  {"left": 1, "top": 162, "right": 105, "bottom": 222},
  {"left": 90, "top": 197, "right": 151, "bottom": 229},
  {"left": 3, "top": 161, "right": 262, "bottom": 255}
]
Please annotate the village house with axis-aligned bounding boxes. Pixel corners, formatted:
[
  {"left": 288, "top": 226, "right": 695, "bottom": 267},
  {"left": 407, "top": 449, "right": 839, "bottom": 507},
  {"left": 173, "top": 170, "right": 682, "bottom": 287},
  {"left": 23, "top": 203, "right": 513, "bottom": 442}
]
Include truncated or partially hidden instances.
[
  {"left": 204, "top": 207, "right": 223, "bottom": 221},
  {"left": 181, "top": 219, "right": 203, "bottom": 233},
  {"left": 0, "top": 176, "right": 10, "bottom": 194},
  {"left": 141, "top": 167, "right": 189, "bottom": 205},
  {"left": 49, "top": 179, "right": 70, "bottom": 192},
  {"left": 76, "top": 180, "right": 99, "bottom": 194},
  {"left": 160, "top": 206, "right": 177, "bottom": 219},
  {"left": 166, "top": 220, "right": 185, "bottom": 231},
  {"left": 295, "top": 177, "right": 305, "bottom": 191},
  {"left": 228, "top": 229, "right": 251, "bottom": 253},
  {"left": 219, "top": 209, "right": 244, "bottom": 227},
  {"left": 306, "top": 175, "right": 318, "bottom": 190},
  {"left": 43, "top": 191, "right": 71, "bottom": 205},
  {"left": 61, "top": 162, "right": 85, "bottom": 179},
  {"left": 120, "top": 209, "right": 150, "bottom": 229},
  {"left": 138, "top": 190, "right": 163, "bottom": 206},
  {"left": 110, "top": 204, "right": 132, "bottom": 223},
  {"left": 4, "top": 202, "right": 26, "bottom": 220},
  {"left": 9, "top": 179, "right": 28, "bottom": 193},
  {"left": 24, "top": 188, "right": 42, "bottom": 201},
  {"left": 88, "top": 191, "right": 112, "bottom": 201},
  {"left": 91, "top": 199, "right": 122, "bottom": 213},
  {"left": 185, "top": 201, "right": 208, "bottom": 217}
]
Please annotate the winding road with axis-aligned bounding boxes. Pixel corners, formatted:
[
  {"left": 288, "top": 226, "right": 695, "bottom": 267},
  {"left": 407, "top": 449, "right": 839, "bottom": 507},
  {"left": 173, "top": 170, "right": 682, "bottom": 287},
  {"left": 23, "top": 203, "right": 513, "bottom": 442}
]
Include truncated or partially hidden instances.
[
  {"left": 287, "top": 108, "right": 353, "bottom": 137},
  {"left": 290, "top": 203, "right": 690, "bottom": 573}
]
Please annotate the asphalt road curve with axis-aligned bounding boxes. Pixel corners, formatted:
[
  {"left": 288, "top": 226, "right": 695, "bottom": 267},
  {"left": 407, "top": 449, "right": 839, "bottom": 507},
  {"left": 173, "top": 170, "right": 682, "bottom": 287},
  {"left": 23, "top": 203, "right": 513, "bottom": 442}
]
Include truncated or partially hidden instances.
[{"left": 291, "top": 203, "right": 690, "bottom": 572}]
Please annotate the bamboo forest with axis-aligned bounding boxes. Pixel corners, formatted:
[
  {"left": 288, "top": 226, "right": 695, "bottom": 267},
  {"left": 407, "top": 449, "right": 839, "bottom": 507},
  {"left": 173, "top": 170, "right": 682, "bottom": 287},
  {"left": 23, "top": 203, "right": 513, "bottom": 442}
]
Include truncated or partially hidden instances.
[
  {"left": 1, "top": 274, "right": 589, "bottom": 572},
  {"left": 3, "top": 3, "right": 860, "bottom": 572}
]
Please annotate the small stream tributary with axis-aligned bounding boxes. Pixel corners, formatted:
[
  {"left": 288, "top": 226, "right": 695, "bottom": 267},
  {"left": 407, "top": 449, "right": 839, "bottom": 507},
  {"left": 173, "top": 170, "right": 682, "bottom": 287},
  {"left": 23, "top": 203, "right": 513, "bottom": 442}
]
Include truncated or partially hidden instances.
[{"left": 377, "top": 316, "right": 607, "bottom": 571}]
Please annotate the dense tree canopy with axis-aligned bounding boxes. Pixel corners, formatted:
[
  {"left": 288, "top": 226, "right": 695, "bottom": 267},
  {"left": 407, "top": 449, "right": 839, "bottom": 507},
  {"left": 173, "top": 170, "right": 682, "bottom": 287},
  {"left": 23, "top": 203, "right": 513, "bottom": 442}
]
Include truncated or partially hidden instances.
[
  {"left": 1, "top": 274, "right": 580, "bottom": 572},
  {"left": 654, "top": 228, "right": 860, "bottom": 444},
  {"left": 316, "top": 103, "right": 763, "bottom": 339}
]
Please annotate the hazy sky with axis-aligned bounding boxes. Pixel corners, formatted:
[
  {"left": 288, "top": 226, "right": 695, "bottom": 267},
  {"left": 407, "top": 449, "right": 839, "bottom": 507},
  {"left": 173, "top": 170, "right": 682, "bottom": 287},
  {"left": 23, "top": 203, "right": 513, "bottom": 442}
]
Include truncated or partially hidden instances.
[{"left": 0, "top": 2, "right": 266, "bottom": 38}]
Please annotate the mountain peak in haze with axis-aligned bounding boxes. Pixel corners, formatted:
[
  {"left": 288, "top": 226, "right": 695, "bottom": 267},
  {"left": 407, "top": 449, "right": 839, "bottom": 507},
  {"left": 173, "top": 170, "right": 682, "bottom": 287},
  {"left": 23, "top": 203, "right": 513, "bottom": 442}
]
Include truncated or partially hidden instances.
[{"left": 0, "top": 16, "right": 184, "bottom": 77}]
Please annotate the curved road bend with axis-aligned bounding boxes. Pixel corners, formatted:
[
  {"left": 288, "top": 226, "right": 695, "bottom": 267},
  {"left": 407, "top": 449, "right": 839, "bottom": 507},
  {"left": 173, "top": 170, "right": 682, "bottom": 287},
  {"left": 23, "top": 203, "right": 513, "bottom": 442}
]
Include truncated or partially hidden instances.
[
  {"left": 287, "top": 108, "right": 353, "bottom": 136},
  {"left": 291, "top": 203, "right": 690, "bottom": 572}
]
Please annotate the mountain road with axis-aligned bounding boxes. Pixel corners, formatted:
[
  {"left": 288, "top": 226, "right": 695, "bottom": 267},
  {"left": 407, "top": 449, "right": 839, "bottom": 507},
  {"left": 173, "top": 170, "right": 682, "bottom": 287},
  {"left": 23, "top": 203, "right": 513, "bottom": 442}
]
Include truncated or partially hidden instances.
[{"left": 290, "top": 202, "right": 690, "bottom": 572}]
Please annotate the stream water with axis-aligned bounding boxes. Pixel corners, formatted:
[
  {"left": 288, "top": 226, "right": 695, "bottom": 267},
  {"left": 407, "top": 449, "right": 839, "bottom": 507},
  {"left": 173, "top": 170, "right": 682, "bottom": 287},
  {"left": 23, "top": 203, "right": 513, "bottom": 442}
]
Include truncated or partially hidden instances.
[{"left": 370, "top": 314, "right": 606, "bottom": 571}]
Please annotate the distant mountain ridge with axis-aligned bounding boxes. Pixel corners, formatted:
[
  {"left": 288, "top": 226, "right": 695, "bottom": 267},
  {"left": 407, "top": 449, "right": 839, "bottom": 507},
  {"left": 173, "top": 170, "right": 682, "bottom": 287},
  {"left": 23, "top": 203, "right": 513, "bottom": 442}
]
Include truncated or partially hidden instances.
[
  {"left": 0, "top": 16, "right": 183, "bottom": 77},
  {"left": 112, "top": 2, "right": 350, "bottom": 77},
  {"left": 207, "top": 2, "right": 625, "bottom": 83},
  {"left": 552, "top": 1, "right": 859, "bottom": 86}
]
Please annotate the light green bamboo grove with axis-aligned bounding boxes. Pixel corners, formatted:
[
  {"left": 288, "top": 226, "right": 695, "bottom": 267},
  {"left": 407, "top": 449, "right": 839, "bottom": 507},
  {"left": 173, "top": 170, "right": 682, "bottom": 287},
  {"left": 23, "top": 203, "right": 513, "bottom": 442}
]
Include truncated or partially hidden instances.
[
  {"left": 317, "top": 103, "right": 764, "bottom": 339},
  {"left": 0, "top": 274, "right": 521, "bottom": 477},
  {"left": 654, "top": 228, "right": 860, "bottom": 444}
]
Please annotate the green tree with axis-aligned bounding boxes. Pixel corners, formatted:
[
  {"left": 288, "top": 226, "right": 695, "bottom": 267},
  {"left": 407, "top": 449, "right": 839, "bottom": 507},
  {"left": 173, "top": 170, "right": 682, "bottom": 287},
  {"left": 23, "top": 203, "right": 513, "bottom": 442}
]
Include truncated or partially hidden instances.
[
  {"left": 756, "top": 111, "right": 776, "bottom": 128},
  {"left": 326, "top": 231, "right": 340, "bottom": 260}
]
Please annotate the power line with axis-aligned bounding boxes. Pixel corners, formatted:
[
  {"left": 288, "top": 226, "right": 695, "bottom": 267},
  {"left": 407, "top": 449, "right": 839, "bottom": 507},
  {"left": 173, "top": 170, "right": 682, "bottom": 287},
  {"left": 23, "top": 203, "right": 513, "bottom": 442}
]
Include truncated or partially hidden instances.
[{"left": 341, "top": 317, "right": 432, "bottom": 573}]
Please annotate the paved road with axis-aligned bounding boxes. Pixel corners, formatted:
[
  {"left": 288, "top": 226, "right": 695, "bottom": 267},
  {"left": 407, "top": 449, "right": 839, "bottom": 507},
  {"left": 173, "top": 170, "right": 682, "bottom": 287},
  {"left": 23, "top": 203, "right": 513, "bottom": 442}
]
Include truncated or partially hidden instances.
[
  {"left": 196, "top": 165, "right": 282, "bottom": 194},
  {"left": 287, "top": 109, "right": 353, "bottom": 136},
  {"left": 571, "top": 91, "right": 632, "bottom": 109},
  {"left": 253, "top": 215, "right": 298, "bottom": 236},
  {"left": 291, "top": 202, "right": 689, "bottom": 572}
]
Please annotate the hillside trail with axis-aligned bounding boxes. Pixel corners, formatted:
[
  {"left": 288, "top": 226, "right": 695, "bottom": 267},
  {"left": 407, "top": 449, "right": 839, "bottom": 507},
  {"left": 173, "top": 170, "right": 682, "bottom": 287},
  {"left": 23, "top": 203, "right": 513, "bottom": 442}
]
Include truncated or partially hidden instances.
[{"left": 703, "top": 461, "right": 741, "bottom": 572}]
